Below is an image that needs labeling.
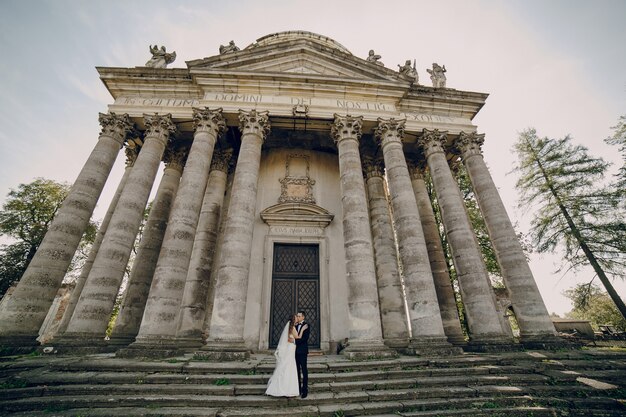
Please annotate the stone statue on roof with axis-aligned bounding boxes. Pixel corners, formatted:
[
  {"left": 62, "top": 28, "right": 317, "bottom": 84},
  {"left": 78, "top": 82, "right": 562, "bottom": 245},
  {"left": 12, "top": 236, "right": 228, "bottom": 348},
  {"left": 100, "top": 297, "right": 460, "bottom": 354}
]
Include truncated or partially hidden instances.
[
  {"left": 427, "top": 63, "right": 447, "bottom": 88},
  {"left": 398, "top": 59, "right": 418, "bottom": 84},
  {"left": 145, "top": 45, "right": 176, "bottom": 68},
  {"left": 366, "top": 49, "right": 384, "bottom": 66},
  {"left": 219, "top": 40, "right": 240, "bottom": 54}
]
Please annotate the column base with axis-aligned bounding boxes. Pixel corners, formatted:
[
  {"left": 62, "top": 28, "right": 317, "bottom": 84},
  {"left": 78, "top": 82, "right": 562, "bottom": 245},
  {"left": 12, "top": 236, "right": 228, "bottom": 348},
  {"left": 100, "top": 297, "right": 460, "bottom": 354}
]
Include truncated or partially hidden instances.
[
  {"left": 401, "top": 336, "right": 463, "bottom": 356},
  {"left": 340, "top": 339, "right": 398, "bottom": 360},
  {"left": 49, "top": 333, "right": 117, "bottom": 354},
  {"left": 194, "top": 340, "right": 250, "bottom": 361},
  {"left": 116, "top": 336, "right": 196, "bottom": 359},
  {"left": 0, "top": 335, "right": 40, "bottom": 356},
  {"left": 521, "top": 333, "right": 579, "bottom": 350},
  {"left": 383, "top": 337, "right": 409, "bottom": 349},
  {"left": 464, "top": 334, "right": 521, "bottom": 352}
]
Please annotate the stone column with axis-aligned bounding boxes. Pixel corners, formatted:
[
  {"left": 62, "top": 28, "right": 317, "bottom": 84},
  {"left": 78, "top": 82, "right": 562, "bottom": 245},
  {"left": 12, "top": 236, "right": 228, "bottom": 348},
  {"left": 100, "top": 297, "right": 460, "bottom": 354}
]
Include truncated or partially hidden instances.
[
  {"left": 375, "top": 119, "right": 455, "bottom": 354},
  {"left": 55, "top": 141, "right": 140, "bottom": 338},
  {"left": 108, "top": 145, "right": 185, "bottom": 345},
  {"left": 407, "top": 160, "right": 465, "bottom": 344},
  {"left": 0, "top": 113, "right": 133, "bottom": 348},
  {"left": 330, "top": 114, "right": 393, "bottom": 358},
  {"left": 176, "top": 150, "right": 232, "bottom": 342},
  {"left": 133, "top": 108, "right": 226, "bottom": 349},
  {"left": 455, "top": 132, "right": 557, "bottom": 344},
  {"left": 201, "top": 110, "right": 270, "bottom": 360},
  {"left": 362, "top": 156, "right": 409, "bottom": 348},
  {"left": 418, "top": 129, "right": 511, "bottom": 348},
  {"left": 61, "top": 114, "right": 176, "bottom": 344}
]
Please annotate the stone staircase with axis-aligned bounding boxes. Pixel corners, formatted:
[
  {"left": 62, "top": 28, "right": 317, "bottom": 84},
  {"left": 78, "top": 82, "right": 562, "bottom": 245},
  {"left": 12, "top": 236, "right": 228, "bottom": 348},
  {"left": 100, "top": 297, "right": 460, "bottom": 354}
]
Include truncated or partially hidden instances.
[{"left": 1, "top": 349, "right": 625, "bottom": 416}]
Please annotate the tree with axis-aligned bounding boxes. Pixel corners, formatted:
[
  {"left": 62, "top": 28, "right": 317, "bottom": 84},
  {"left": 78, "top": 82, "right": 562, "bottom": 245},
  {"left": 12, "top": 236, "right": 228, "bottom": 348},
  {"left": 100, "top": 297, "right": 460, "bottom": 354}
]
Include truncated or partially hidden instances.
[
  {"left": 513, "top": 129, "right": 626, "bottom": 319},
  {"left": 605, "top": 115, "right": 626, "bottom": 203},
  {"left": 0, "top": 178, "right": 97, "bottom": 297},
  {"left": 565, "top": 283, "right": 626, "bottom": 331}
]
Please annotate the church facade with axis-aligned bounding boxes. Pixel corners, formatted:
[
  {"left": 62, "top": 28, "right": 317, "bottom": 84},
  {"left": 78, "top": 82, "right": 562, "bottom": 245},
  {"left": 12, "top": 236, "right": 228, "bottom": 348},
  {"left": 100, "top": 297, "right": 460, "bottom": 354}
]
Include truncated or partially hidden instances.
[{"left": 0, "top": 32, "right": 560, "bottom": 358}]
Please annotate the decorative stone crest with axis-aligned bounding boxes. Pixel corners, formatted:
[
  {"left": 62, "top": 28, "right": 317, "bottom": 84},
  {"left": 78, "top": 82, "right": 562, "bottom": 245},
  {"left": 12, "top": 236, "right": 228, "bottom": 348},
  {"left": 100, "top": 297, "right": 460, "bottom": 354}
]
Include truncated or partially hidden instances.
[
  {"left": 331, "top": 114, "right": 363, "bottom": 142},
  {"left": 145, "top": 45, "right": 176, "bottom": 68},
  {"left": 427, "top": 63, "right": 447, "bottom": 88},
  {"left": 210, "top": 149, "right": 234, "bottom": 174},
  {"left": 143, "top": 113, "right": 177, "bottom": 143},
  {"left": 192, "top": 107, "right": 226, "bottom": 136},
  {"left": 398, "top": 59, "right": 418, "bottom": 84},
  {"left": 278, "top": 154, "right": 316, "bottom": 204},
  {"left": 292, "top": 104, "right": 309, "bottom": 118},
  {"left": 219, "top": 40, "right": 240, "bottom": 54},
  {"left": 238, "top": 109, "right": 270, "bottom": 139},
  {"left": 366, "top": 50, "right": 384, "bottom": 66},
  {"left": 98, "top": 112, "right": 134, "bottom": 145},
  {"left": 418, "top": 129, "right": 448, "bottom": 158},
  {"left": 375, "top": 118, "right": 406, "bottom": 148},
  {"left": 455, "top": 131, "right": 485, "bottom": 158}
]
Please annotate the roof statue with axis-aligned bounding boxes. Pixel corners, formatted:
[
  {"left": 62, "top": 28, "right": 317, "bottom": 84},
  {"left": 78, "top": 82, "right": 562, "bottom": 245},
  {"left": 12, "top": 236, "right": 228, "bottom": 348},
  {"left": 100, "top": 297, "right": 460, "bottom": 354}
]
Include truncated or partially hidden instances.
[
  {"left": 145, "top": 45, "right": 176, "bottom": 68},
  {"left": 398, "top": 59, "right": 418, "bottom": 84},
  {"left": 219, "top": 40, "right": 240, "bottom": 54},
  {"left": 427, "top": 63, "right": 447, "bottom": 88},
  {"left": 366, "top": 49, "right": 384, "bottom": 66}
]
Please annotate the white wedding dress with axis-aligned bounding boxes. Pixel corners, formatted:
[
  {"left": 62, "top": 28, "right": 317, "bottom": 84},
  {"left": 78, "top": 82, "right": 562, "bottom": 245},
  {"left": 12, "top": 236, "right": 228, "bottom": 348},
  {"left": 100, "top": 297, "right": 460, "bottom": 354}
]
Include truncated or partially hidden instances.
[{"left": 265, "top": 322, "right": 300, "bottom": 397}]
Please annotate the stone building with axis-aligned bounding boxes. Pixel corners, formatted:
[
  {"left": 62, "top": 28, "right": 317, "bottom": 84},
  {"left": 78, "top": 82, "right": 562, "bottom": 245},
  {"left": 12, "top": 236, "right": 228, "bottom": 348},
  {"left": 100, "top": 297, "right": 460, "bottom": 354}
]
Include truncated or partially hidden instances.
[{"left": 0, "top": 31, "right": 560, "bottom": 358}]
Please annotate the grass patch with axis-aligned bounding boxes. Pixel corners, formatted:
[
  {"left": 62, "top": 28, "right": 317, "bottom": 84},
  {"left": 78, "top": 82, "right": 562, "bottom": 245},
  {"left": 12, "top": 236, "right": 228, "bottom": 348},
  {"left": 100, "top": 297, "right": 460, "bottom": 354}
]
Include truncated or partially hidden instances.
[
  {"left": 214, "top": 378, "right": 230, "bottom": 386},
  {"left": 0, "top": 378, "right": 29, "bottom": 389}
]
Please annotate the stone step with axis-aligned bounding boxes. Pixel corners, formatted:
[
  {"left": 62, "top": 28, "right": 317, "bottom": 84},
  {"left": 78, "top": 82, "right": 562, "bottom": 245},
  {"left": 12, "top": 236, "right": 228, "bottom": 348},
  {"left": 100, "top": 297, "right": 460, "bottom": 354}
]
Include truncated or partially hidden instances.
[{"left": 0, "top": 383, "right": 617, "bottom": 414}]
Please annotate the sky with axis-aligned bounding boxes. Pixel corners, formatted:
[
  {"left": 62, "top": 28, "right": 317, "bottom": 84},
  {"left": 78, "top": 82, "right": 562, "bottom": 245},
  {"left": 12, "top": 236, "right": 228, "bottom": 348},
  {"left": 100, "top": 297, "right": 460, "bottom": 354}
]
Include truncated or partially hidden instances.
[{"left": 0, "top": 0, "right": 624, "bottom": 316}]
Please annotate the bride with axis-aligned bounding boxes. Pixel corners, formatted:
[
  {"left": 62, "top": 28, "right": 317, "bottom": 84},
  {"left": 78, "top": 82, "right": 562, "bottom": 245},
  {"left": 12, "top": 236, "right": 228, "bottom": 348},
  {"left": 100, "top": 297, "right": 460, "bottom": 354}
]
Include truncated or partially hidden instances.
[{"left": 265, "top": 314, "right": 308, "bottom": 397}]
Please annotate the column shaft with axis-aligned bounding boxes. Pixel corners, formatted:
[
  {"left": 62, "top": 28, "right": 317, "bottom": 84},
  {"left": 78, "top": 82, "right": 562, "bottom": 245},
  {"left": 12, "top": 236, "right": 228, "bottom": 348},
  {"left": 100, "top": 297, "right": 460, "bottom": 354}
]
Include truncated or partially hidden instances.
[
  {"left": 109, "top": 149, "right": 184, "bottom": 344},
  {"left": 331, "top": 114, "right": 389, "bottom": 356},
  {"left": 55, "top": 155, "right": 134, "bottom": 337},
  {"left": 135, "top": 108, "right": 225, "bottom": 343},
  {"left": 363, "top": 159, "right": 409, "bottom": 347},
  {"left": 456, "top": 132, "right": 556, "bottom": 341},
  {"left": 205, "top": 110, "right": 269, "bottom": 356},
  {"left": 176, "top": 151, "right": 230, "bottom": 340},
  {"left": 419, "top": 129, "right": 510, "bottom": 345},
  {"left": 0, "top": 113, "right": 132, "bottom": 343},
  {"left": 408, "top": 162, "right": 465, "bottom": 344},
  {"left": 375, "top": 119, "right": 450, "bottom": 351},
  {"left": 62, "top": 114, "right": 175, "bottom": 340}
]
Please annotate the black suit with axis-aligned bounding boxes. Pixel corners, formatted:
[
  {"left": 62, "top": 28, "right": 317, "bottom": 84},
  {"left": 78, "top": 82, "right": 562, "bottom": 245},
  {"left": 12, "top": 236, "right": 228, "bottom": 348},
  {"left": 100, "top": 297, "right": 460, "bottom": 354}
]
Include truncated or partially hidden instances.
[{"left": 295, "top": 321, "right": 310, "bottom": 396}]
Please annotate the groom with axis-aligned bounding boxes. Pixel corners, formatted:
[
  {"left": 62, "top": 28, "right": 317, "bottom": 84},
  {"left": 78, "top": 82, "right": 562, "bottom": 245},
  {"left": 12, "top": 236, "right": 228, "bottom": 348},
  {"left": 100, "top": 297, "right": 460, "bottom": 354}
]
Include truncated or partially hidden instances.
[{"left": 295, "top": 310, "right": 310, "bottom": 399}]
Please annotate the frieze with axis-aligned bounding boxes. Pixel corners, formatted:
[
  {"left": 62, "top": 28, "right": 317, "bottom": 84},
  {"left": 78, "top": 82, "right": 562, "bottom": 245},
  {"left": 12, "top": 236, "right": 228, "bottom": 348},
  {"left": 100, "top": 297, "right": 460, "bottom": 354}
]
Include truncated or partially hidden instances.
[
  {"left": 270, "top": 226, "right": 324, "bottom": 236},
  {"left": 117, "top": 97, "right": 201, "bottom": 107}
]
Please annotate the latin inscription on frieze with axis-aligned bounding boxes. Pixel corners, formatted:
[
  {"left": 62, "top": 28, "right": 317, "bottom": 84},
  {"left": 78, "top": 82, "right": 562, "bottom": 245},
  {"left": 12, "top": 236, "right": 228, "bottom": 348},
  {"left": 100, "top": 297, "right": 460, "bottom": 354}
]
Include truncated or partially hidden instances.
[
  {"left": 117, "top": 97, "right": 201, "bottom": 106},
  {"left": 270, "top": 226, "right": 323, "bottom": 236}
]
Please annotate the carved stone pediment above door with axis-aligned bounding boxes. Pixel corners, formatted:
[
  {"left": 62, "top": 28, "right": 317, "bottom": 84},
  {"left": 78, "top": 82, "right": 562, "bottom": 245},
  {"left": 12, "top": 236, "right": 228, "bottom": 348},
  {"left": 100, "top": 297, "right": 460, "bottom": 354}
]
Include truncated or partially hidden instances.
[{"left": 260, "top": 202, "right": 334, "bottom": 234}]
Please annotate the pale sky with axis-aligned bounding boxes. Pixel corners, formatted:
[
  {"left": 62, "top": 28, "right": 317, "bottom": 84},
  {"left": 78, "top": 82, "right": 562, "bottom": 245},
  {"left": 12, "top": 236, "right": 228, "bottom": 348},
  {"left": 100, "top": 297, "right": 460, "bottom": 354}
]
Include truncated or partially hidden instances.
[{"left": 0, "top": 0, "right": 624, "bottom": 315}]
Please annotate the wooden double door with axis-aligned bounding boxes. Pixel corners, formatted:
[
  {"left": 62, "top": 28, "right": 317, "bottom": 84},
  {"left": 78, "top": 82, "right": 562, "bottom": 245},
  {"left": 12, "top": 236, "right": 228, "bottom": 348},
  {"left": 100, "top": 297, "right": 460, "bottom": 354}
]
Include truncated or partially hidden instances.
[{"left": 269, "top": 243, "right": 320, "bottom": 349}]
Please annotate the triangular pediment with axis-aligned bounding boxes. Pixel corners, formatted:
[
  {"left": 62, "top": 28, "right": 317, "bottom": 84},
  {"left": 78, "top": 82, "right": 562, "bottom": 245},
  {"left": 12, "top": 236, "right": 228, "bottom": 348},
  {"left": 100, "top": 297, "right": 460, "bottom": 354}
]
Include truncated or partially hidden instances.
[{"left": 187, "top": 34, "right": 405, "bottom": 83}]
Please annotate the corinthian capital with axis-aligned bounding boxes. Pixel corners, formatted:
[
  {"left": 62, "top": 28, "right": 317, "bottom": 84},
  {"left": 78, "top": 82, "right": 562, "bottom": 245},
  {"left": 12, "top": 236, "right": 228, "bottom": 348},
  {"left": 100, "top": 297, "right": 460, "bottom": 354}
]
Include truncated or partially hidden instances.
[
  {"left": 98, "top": 112, "right": 134, "bottom": 145},
  {"left": 238, "top": 109, "right": 270, "bottom": 139},
  {"left": 407, "top": 157, "right": 427, "bottom": 180},
  {"left": 455, "top": 131, "right": 485, "bottom": 159},
  {"left": 362, "top": 155, "right": 385, "bottom": 179},
  {"left": 163, "top": 144, "right": 188, "bottom": 172},
  {"left": 418, "top": 129, "right": 448, "bottom": 158},
  {"left": 143, "top": 113, "right": 177, "bottom": 143},
  {"left": 193, "top": 107, "right": 226, "bottom": 136},
  {"left": 124, "top": 137, "right": 143, "bottom": 167},
  {"left": 331, "top": 114, "right": 363, "bottom": 143},
  {"left": 375, "top": 118, "right": 406, "bottom": 148},
  {"left": 210, "top": 149, "right": 234, "bottom": 173}
]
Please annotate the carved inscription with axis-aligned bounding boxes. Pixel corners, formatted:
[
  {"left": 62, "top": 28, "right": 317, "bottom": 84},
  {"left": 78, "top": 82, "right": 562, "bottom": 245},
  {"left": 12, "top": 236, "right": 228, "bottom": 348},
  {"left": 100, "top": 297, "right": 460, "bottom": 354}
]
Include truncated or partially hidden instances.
[
  {"left": 120, "top": 98, "right": 200, "bottom": 107},
  {"left": 271, "top": 226, "right": 323, "bottom": 236}
]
